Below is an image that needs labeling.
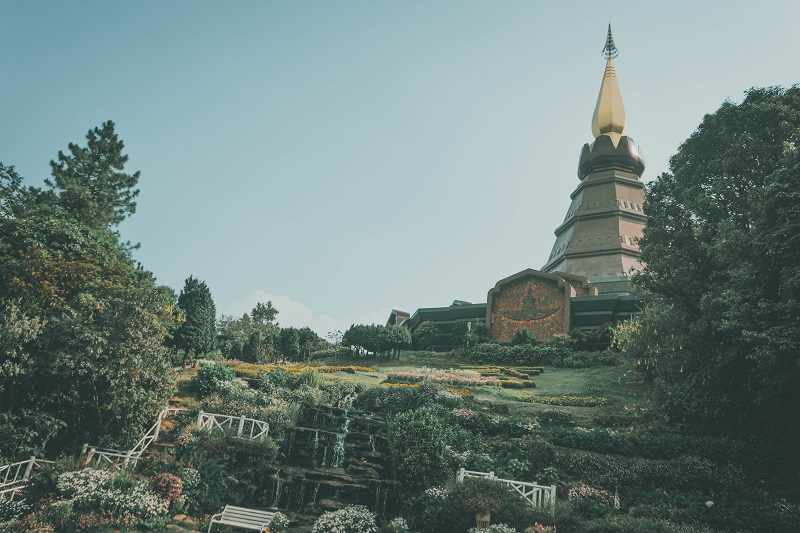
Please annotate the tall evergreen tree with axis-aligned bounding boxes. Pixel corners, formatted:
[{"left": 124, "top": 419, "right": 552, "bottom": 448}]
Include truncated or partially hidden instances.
[
  {"left": 174, "top": 276, "right": 217, "bottom": 364},
  {"left": 45, "top": 121, "right": 140, "bottom": 229}
]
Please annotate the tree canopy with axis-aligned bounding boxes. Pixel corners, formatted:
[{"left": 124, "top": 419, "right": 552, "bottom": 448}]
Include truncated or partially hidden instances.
[
  {"left": 620, "top": 86, "right": 800, "bottom": 450},
  {"left": 174, "top": 276, "right": 217, "bottom": 362},
  {"left": 0, "top": 122, "right": 175, "bottom": 452}
]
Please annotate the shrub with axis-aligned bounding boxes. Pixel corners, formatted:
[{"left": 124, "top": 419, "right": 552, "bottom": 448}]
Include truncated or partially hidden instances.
[
  {"left": 202, "top": 380, "right": 292, "bottom": 437},
  {"left": 389, "top": 408, "right": 451, "bottom": 495},
  {"left": 355, "top": 381, "right": 440, "bottom": 414},
  {"left": 381, "top": 517, "right": 411, "bottom": 533},
  {"left": 469, "top": 525, "right": 518, "bottom": 533},
  {"left": 442, "top": 477, "right": 536, "bottom": 532},
  {"left": 259, "top": 368, "right": 297, "bottom": 393},
  {"left": 192, "top": 363, "right": 235, "bottom": 396},
  {"left": 0, "top": 499, "right": 30, "bottom": 522},
  {"left": 518, "top": 395, "right": 608, "bottom": 407},
  {"left": 313, "top": 505, "right": 378, "bottom": 533},
  {"left": 150, "top": 472, "right": 184, "bottom": 501}
]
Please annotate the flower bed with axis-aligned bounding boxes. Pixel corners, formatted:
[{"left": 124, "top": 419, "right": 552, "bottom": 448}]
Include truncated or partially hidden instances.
[
  {"left": 446, "top": 387, "right": 471, "bottom": 395},
  {"left": 517, "top": 395, "right": 608, "bottom": 407},
  {"left": 386, "top": 370, "right": 501, "bottom": 388},
  {"left": 380, "top": 382, "right": 420, "bottom": 388}
]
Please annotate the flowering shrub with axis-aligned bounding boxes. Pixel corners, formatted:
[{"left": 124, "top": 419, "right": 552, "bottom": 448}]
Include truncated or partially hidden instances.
[
  {"left": 193, "top": 363, "right": 235, "bottom": 396},
  {"left": 387, "top": 370, "right": 501, "bottom": 387},
  {"left": 453, "top": 408, "right": 478, "bottom": 419},
  {"left": 380, "top": 382, "right": 420, "bottom": 388},
  {"left": 526, "top": 524, "right": 557, "bottom": 533},
  {"left": 539, "top": 408, "right": 572, "bottom": 424},
  {"left": 567, "top": 484, "right": 615, "bottom": 506},
  {"left": 74, "top": 510, "right": 138, "bottom": 532},
  {"left": 269, "top": 511, "right": 290, "bottom": 533},
  {"left": 312, "top": 505, "right": 378, "bottom": 533},
  {"left": 469, "top": 525, "right": 518, "bottom": 533},
  {"left": 464, "top": 495, "right": 500, "bottom": 515},
  {"left": 425, "top": 486, "right": 448, "bottom": 499},
  {"left": 56, "top": 468, "right": 169, "bottom": 519},
  {"left": 0, "top": 499, "right": 30, "bottom": 522},
  {"left": 517, "top": 395, "right": 608, "bottom": 407},
  {"left": 447, "top": 387, "right": 471, "bottom": 395},
  {"left": 203, "top": 380, "right": 292, "bottom": 434},
  {"left": 516, "top": 418, "right": 541, "bottom": 433},
  {"left": 150, "top": 472, "right": 183, "bottom": 501},
  {"left": 381, "top": 517, "right": 410, "bottom": 533}
]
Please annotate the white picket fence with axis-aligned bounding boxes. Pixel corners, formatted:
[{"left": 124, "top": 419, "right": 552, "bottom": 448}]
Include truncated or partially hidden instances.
[
  {"left": 82, "top": 407, "right": 186, "bottom": 470},
  {"left": 457, "top": 468, "right": 556, "bottom": 512},
  {"left": 0, "top": 457, "right": 55, "bottom": 500},
  {"left": 196, "top": 411, "right": 269, "bottom": 441}
]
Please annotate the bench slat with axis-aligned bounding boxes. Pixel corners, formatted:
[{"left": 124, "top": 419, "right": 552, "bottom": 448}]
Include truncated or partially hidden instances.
[{"left": 209, "top": 505, "right": 275, "bottom": 532}]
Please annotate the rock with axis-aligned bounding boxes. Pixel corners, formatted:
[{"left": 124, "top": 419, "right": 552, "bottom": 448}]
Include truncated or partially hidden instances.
[
  {"left": 172, "top": 514, "right": 187, "bottom": 521},
  {"left": 182, "top": 517, "right": 196, "bottom": 526},
  {"left": 166, "top": 525, "right": 185, "bottom": 532}
]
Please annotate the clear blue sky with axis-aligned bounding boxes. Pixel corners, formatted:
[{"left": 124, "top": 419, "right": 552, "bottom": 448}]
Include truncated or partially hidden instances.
[{"left": 2, "top": 1, "right": 798, "bottom": 335}]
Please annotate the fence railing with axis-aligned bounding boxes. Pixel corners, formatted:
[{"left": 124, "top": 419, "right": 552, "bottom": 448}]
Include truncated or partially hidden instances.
[
  {"left": 196, "top": 411, "right": 269, "bottom": 441},
  {"left": 457, "top": 468, "right": 556, "bottom": 512},
  {"left": 82, "top": 407, "right": 186, "bottom": 471},
  {"left": 0, "top": 457, "right": 55, "bottom": 500}
]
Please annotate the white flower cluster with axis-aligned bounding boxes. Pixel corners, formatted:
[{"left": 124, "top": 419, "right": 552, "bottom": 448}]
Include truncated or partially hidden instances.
[
  {"left": 56, "top": 468, "right": 116, "bottom": 496},
  {"left": 424, "top": 486, "right": 448, "bottom": 499},
  {"left": 312, "top": 505, "right": 378, "bottom": 533},
  {"left": 517, "top": 417, "right": 541, "bottom": 432},
  {"left": 56, "top": 468, "right": 168, "bottom": 519},
  {"left": 178, "top": 467, "right": 200, "bottom": 490},
  {"left": 468, "top": 524, "right": 518, "bottom": 533}
]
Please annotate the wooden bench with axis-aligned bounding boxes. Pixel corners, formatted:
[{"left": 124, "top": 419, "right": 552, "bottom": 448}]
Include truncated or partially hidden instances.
[{"left": 207, "top": 505, "right": 276, "bottom": 533}]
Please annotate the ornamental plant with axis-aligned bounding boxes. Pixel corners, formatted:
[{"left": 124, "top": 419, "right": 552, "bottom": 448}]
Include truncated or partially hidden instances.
[
  {"left": 312, "top": 505, "right": 378, "bottom": 533},
  {"left": 526, "top": 524, "right": 557, "bottom": 533},
  {"left": 469, "top": 525, "right": 518, "bottom": 533},
  {"left": 150, "top": 472, "right": 184, "bottom": 501},
  {"left": 464, "top": 495, "right": 500, "bottom": 515}
]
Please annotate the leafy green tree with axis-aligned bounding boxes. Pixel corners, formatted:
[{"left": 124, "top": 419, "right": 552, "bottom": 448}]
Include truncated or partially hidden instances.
[
  {"left": 388, "top": 407, "right": 449, "bottom": 496},
  {"left": 45, "top": 121, "right": 140, "bottom": 230},
  {"left": 281, "top": 327, "right": 301, "bottom": 361},
  {"left": 251, "top": 301, "right": 279, "bottom": 325},
  {"left": 412, "top": 321, "right": 439, "bottom": 350},
  {"left": 174, "top": 276, "right": 217, "bottom": 364},
  {"left": 0, "top": 123, "right": 176, "bottom": 453},
  {"left": 380, "top": 324, "right": 411, "bottom": 358},
  {"left": 626, "top": 86, "right": 800, "bottom": 449}
]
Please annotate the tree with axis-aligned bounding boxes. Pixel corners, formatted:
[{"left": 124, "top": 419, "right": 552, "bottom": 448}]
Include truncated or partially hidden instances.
[
  {"left": 45, "top": 121, "right": 140, "bottom": 230},
  {"left": 412, "top": 321, "right": 439, "bottom": 350},
  {"left": 388, "top": 408, "right": 449, "bottom": 495},
  {"left": 380, "top": 325, "right": 411, "bottom": 358},
  {"left": 281, "top": 328, "right": 301, "bottom": 361},
  {"left": 251, "top": 301, "right": 279, "bottom": 325},
  {"left": 0, "top": 123, "right": 176, "bottom": 453},
  {"left": 174, "top": 276, "right": 217, "bottom": 364},
  {"left": 623, "top": 86, "right": 800, "bottom": 449}
]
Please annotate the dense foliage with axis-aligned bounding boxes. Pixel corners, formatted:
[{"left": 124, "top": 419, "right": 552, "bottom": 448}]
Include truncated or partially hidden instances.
[
  {"left": 620, "top": 86, "right": 800, "bottom": 450},
  {"left": 0, "top": 123, "right": 176, "bottom": 452}
]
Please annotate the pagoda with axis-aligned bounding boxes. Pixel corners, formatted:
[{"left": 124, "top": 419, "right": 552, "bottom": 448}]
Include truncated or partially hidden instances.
[{"left": 541, "top": 25, "right": 646, "bottom": 294}]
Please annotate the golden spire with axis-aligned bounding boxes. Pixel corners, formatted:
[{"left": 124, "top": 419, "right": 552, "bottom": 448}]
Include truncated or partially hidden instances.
[{"left": 591, "top": 25, "right": 628, "bottom": 146}]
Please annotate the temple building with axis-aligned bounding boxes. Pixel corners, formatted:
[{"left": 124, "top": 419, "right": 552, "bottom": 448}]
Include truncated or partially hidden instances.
[{"left": 393, "top": 27, "right": 643, "bottom": 349}]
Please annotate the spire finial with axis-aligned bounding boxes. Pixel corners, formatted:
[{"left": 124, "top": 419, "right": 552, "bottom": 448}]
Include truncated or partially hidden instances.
[{"left": 602, "top": 23, "right": 619, "bottom": 59}]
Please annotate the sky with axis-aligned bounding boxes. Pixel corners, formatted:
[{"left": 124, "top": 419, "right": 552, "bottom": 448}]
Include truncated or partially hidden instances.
[{"left": 2, "top": 1, "right": 798, "bottom": 335}]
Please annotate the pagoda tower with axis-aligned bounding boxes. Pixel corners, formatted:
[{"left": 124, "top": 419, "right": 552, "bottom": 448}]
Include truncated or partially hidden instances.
[{"left": 541, "top": 25, "right": 646, "bottom": 294}]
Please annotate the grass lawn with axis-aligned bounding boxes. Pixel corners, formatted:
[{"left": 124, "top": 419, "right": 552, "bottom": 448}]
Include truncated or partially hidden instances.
[{"left": 178, "top": 354, "right": 648, "bottom": 424}]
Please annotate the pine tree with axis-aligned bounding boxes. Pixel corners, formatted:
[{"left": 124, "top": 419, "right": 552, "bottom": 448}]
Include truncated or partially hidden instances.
[
  {"left": 174, "top": 276, "right": 217, "bottom": 364},
  {"left": 46, "top": 121, "right": 140, "bottom": 229}
]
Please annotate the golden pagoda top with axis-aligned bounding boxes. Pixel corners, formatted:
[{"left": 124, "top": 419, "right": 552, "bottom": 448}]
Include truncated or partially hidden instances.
[{"left": 591, "top": 25, "right": 628, "bottom": 146}]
